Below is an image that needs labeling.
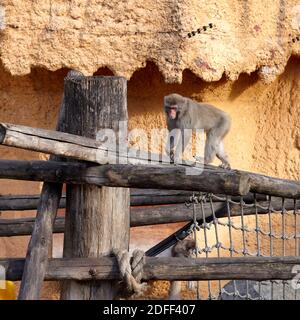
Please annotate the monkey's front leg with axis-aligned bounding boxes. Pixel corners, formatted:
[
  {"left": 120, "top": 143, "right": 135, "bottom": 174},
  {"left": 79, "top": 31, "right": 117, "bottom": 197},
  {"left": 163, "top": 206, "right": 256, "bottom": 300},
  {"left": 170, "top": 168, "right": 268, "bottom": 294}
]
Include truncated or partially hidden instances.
[
  {"left": 165, "top": 135, "right": 175, "bottom": 163},
  {"left": 166, "top": 129, "right": 182, "bottom": 164}
]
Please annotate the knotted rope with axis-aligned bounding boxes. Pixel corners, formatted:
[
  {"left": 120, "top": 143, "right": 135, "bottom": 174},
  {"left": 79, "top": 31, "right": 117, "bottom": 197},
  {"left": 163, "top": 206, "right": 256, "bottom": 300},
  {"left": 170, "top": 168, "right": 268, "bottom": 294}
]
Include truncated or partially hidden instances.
[{"left": 113, "top": 249, "right": 147, "bottom": 297}]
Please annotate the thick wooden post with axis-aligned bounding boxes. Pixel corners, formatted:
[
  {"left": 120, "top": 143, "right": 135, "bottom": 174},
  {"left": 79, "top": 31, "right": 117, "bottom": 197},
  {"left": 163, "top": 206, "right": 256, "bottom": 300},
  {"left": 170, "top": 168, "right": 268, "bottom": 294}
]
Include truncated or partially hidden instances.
[{"left": 61, "top": 76, "right": 129, "bottom": 300}]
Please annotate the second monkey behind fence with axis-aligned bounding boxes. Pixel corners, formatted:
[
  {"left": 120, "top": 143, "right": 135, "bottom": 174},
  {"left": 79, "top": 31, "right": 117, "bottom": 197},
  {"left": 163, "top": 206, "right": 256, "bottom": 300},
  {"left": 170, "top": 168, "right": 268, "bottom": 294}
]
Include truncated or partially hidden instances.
[{"left": 164, "top": 93, "right": 231, "bottom": 169}]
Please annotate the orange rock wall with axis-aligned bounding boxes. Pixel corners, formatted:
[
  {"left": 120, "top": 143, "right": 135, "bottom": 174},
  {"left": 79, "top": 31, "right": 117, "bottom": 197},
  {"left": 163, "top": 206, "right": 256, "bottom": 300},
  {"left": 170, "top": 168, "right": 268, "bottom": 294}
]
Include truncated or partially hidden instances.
[{"left": 0, "top": 0, "right": 299, "bottom": 299}]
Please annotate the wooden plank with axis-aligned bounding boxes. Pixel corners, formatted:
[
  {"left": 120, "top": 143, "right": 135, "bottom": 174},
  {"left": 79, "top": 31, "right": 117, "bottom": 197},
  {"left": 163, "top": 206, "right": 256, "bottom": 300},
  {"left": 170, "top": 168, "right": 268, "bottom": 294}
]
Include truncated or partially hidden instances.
[
  {"left": 17, "top": 71, "right": 79, "bottom": 300},
  {"left": 18, "top": 182, "right": 63, "bottom": 300},
  {"left": 0, "top": 194, "right": 66, "bottom": 211},
  {"left": 1, "top": 198, "right": 298, "bottom": 237},
  {"left": 0, "top": 190, "right": 195, "bottom": 211},
  {"left": 248, "top": 172, "right": 300, "bottom": 199},
  {"left": 0, "top": 191, "right": 267, "bottom": 210},
  {"left": 2, "top": 157, "right": 300, "bottom": 198},
  {"left": 2, "top": 256, "right": 300, "bottom": 281},
  {"left": 0, "top": 160, "right": 250, "bottom": 196},
  {"left": 61, "top": 76, "right": 130, "bottom": 300},
  {"left": 130, "top": 190, "right": 268, "bottom": 206},
  {"left": 0, "top": 217, "right": 65, "bottom": 237},
  {"left": 0, "top": 122, "right": 155, "bottom": 165},
  {"left": 2, "top": 120, "right": 300, "bottom": 197},
  {"left": 0, "top": 203, "right": 222, "bottom": 237}
]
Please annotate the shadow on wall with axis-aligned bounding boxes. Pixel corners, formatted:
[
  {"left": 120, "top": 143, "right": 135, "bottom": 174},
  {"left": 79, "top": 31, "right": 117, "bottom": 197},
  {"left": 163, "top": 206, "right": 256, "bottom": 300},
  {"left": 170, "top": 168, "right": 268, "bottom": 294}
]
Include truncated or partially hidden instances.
[
  {"left": 123, "top": 60, "right": 262, "bottom": 115},
  {"left": 0, "top": 59, "right": 262, "bottom": 125}
]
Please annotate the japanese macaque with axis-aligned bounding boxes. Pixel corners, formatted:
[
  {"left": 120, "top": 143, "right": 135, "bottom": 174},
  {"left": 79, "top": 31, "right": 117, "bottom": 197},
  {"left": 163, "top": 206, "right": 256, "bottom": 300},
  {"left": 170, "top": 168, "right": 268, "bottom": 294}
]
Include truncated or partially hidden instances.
[
  {"left": 169, "top": 239, "right": 196, "bottom": 300},
  {"left": 164, "top": 93, "right": 231, "bottom": 169}
]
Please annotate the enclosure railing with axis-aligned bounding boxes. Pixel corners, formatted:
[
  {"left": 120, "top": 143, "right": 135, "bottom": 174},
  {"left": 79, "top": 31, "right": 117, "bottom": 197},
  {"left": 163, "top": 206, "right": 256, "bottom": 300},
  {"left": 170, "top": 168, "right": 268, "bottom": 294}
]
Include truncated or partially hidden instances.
[{"left": 0, "top": 75, "right": 299, "bottom": 300}]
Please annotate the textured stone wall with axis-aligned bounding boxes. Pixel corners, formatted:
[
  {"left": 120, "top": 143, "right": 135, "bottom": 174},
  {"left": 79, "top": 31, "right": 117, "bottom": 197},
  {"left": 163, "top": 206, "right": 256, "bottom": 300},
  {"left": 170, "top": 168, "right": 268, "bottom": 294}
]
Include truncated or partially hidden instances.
[
  {"left": 0, "top": 0, "right": 299, "bottom": 299},
  {"left": 0, "top": 1, "right": 299, "bottom": 81}
]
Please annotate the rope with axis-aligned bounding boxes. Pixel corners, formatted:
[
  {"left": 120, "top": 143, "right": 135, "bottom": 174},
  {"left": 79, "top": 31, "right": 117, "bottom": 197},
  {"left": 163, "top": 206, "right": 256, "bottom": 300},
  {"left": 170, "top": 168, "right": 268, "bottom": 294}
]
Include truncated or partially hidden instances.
[{"left": 113, "top": 249, "right": 147, "bottom": 297}]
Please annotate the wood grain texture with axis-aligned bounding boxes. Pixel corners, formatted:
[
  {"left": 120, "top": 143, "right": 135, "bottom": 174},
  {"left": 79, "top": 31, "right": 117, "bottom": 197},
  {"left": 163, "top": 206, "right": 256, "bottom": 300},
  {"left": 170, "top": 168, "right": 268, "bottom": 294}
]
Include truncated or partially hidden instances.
[
  {"left": 2, "top": 119, "right": 300, "bottom": 197},
  {"left": 18, "top": 182, "right": 63, "bottom": 300},
  {"left": 1, "top": 198, "right": 298, "bottom": 237},
  {"left": 0, "top": 191, "right": 191, "bottom": 211},
  {"left": 17, "top": 85, "right": 69, "bottom": 300},
  {"left": 0, "top": 191, "right": 267, "bottom": 211},
  {"left": 2, "top": 158, "right": 300, "bottom": 198},
  {"left": 0, "top": 160, "right": 250, "bottom": 196},
  {"left": 61, "top": 76, "right": 129, "bottom": 300},
  {"left": 2, "top": 256, "right": 300, "bottom": 281},
  {"left": 0, "top": 194, "right": 66, "bottom": 211}
]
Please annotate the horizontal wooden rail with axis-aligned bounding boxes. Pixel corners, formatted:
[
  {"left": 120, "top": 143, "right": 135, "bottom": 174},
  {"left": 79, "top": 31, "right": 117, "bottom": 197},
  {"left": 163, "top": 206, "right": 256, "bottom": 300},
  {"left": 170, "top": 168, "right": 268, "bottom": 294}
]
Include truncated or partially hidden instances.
[
  {"left": 0, "top": 160, "right": 250, "bottom": 195},
  {"left": 0, "top": 191, "right": 268, "bottom": 211},
  {"left": 0, "top": 194, "right": 66, "bottom": 211},
  {"left": 1, "top": 198, "right": 298, "bottom": 237},
  {"left": 0, "top": 203, "right": 221, "bottom": 237},
  {"left": 1, "top": 122, "right": 300, "bottom": 198},
  {"left": 1, "top": 256, "right": 300, "bottom": 281}
]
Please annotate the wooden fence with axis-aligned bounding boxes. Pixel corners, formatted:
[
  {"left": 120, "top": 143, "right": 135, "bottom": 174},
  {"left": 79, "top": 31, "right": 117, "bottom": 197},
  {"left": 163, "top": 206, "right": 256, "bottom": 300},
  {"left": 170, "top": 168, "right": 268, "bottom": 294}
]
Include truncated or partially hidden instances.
[{"left": 0, "top": 75, "right": 299, "bottom": 300}]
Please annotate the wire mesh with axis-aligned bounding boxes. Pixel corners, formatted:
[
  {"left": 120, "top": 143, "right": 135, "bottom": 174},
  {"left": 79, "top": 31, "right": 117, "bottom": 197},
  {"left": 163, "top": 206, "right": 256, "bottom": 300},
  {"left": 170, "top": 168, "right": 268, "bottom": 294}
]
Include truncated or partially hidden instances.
[{"left": 183, "top": 192, "right": 300, "bottom": 300}]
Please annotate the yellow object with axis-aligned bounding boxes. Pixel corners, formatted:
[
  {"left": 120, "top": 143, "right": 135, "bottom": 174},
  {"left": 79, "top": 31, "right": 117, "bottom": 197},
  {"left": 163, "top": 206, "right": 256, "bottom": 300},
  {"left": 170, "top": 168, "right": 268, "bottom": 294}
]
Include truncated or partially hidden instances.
[{"left": 0, "top": 281, "right": 16, "bottom": 300}]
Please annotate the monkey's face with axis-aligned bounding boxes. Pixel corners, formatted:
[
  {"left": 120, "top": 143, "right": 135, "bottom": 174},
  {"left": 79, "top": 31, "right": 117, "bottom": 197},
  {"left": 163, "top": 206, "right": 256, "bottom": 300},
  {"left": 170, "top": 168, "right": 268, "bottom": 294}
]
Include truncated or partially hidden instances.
[
  {"left": 164, "top": 94, "right": 186, "bottom": 121},
  {"left": 165, "top": 105, "right": 178, "bottom": 120}
]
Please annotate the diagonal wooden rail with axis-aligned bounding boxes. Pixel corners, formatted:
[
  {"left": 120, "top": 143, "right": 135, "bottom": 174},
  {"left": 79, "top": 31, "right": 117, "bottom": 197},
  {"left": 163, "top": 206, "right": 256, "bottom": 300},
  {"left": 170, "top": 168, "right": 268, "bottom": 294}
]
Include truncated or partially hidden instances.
[{"left": 17, "top": 71, "right": 70, "bottom": 300}]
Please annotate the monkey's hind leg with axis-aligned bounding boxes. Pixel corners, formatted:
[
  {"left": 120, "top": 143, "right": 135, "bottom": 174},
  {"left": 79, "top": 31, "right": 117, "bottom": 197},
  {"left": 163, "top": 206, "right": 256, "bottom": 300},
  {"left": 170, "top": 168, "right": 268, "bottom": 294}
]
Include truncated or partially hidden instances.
[
  {"left": 216, "top": 141, "right": 231, "bottom": 169},
  {"left": 204, "top": 130, "right": 218, "bottom": 165}
]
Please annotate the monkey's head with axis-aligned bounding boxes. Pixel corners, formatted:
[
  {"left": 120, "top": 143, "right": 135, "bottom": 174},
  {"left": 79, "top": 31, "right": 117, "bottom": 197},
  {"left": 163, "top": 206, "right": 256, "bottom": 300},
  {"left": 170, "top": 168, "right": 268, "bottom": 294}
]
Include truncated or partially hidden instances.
[{"left": 164, "top": 93, "right": 187, "bottom": 120}]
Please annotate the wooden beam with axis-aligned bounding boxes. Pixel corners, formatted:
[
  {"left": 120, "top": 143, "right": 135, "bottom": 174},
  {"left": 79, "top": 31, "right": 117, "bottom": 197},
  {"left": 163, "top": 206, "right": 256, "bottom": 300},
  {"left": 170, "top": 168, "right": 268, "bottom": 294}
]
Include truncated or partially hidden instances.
[
  {"left": 18, "top": 182, "right": 63, "bottom": 300},
  {"left": 61, "top": 76, "right": 130, "bottom": 300},
  {"left": 0, "top": 202, "right": 223, "bottom": 237},
  {"left": 248, "top": 172, "right": 300, "bottom": 199},
  {"left": 2, "top": 119, "right": 300, "bottom": 197},
  {"left": 131, "top": 189, "right": 195, "bottom": 206},
  {"left": 0, "top": 194, "right": 66, "bottom": 211},
  {"left": 0, "top": 217, "right": 65, "bottom": 237},
  {"left": 2, "top": 256, "right": 300, "bottom": 281},
  {"left": 17, "top": 71, "right": 79, "bottom": 301},
  {"left": 0, "top": 160, "right": 250, "bottom": 196},
  {"left": 0, "top": 190, "right": 194, "bottom": 211},
  {"left": 0, "top": 122, "right": 154, "bottom": 166},
  {"left": 0, "top": 191, "right": 268, "bottom": 211},
  {"left": 1, "top": 198, "right": 298, "bottom": 237},
  {"left": 1, "top": 158, "right": 300, "bottom": 198}
]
